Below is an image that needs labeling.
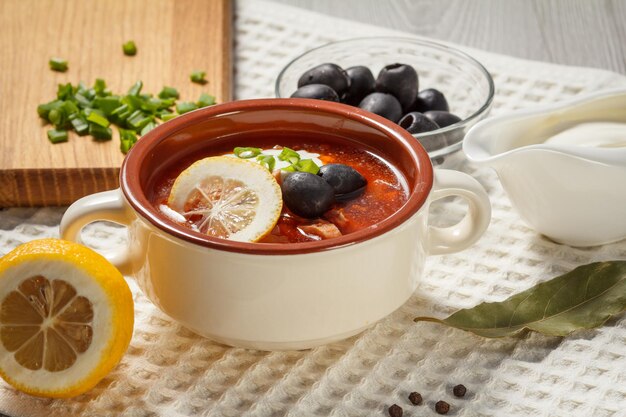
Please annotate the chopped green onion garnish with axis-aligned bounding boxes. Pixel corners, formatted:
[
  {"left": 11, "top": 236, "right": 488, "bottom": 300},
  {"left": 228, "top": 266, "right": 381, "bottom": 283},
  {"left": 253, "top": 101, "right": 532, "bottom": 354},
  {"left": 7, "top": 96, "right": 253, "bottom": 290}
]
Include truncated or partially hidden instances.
[
  {"left": 295, "top": 159, "right": 320, "bottom": 174},
  {"left": 234, "top": 147, "right": 262, "bottom": 159},
  {"left": 190, "top": 70, "right": 207, "bottom": 85},
  {"left": 176, "top": 101, "right": 198, "bottom": 114},
  {"left": 122, "top": 41, "right": 137, "bottom": 56},
  {"left": 158, "top": 86, "right": 180, "bottom": 99},
  {"left": 197, "top": 93, "right": 216, "bottom": 108},
  {"left": 277, "top": 147, "right": 300, "bottom": 165},
  {"left": 86, "top": 111, "right": 110, "bottom": 128},
  {"left": 89, "top": 123, "right": 112, "bottom": 140},
  {"left": 256, "top": 154, "right": 276, "bottom": 171},
  {"left": 47, "top": 129, "right": 68, "bottom": 143},
  {"left": 49, "top": 57, "right": 68, "bottom": 72},
  {"left": 282, "top": 165, "right": 296, "bottom": 172},
  {"left": 127, "top": 80, "right": 143, "bottom": 96}
]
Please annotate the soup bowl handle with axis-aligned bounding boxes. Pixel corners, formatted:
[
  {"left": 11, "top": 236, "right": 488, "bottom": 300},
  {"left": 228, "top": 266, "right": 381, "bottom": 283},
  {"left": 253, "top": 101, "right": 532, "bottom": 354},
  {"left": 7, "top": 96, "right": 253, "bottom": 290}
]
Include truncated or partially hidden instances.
[
  {"left": 426, "top": 169, "right": 491, "bottom": 255},
  {"left": 60, "top": 188, "right": 135, "bottom": 274}
]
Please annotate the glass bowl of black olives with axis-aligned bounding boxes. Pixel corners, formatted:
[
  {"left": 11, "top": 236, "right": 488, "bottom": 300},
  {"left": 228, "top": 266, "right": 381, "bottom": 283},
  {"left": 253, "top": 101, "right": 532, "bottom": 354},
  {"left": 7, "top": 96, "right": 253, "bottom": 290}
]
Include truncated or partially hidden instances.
[{"left": 275, "top": 37, "right": 495, "bottom": 167}]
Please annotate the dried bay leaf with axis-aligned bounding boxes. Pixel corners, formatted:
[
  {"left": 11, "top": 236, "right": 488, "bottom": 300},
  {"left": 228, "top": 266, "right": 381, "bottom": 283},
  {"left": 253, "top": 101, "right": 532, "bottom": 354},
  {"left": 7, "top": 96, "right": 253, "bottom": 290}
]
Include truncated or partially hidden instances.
[{"left": 415, "top": 261, "right": 626, "bottom": 337}]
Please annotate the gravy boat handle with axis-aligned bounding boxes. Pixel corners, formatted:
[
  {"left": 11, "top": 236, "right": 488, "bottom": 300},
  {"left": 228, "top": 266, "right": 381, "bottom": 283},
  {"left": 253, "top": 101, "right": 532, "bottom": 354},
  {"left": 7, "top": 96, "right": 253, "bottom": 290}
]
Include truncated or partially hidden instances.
[{"left": 427, "top": 170, "right": 491, "bottom": 255}]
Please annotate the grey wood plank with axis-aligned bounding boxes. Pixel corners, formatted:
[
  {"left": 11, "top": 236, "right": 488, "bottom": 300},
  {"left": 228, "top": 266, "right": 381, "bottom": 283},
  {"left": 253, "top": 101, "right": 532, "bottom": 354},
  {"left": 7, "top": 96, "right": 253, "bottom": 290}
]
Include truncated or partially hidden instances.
[{"left": 270, "top": 0, "right": 626, "bottom": 74}]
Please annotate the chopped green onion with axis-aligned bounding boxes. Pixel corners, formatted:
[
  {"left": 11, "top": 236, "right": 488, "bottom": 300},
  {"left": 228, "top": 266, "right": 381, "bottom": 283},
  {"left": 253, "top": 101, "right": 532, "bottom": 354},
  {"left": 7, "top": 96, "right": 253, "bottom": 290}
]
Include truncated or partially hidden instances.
[
  {"left": 158, "top": 86, "right": 180, "bottom": 99},
  {"left": 86, "top": 111, "right": 110, "bottom": 128},
  {"left": 74, "top": 93, "right": 92, "bottom": 108},
  {"left": 49, "top": 57, "right": 68, "bottom": 72},
  {"left": 48, "top": 108, "right": 66, "bottom": 128},
  {"left": 294, "top": 159, "right": 320, "bottom": 174},
  {"left": 140, "top": 121, "right": 157, "bottom": 136},
  {"left": 282, "top": 165, "right": 296, "bottom": 172},
  {"left": 110, "top": 103, "right": 130, "bottom": 117},
  {"left": 39, "top": 78, "right": 215, "bottom": 152},
  {"left": 160, "top": 112, "right": 177, "bottom": 122},
  {"left": 277, "top": 147, "right": 300, "bottom": 165},
  {"left": 93, "top": 96, "right": 123, "bottom": 115},
  {"left": 89, "top": 123, "right": 112, "bottom": 140},
  {"left": 156, "top": 98, "right": 176, "bottom": 110},
  {"left": 127, "top": 109, "right": 144, "bottom": 123},
  {"left": 120, "top": 129, "right": 138, "bottom": 154},
  {"left": 176, "top": 101, "right": 198, "bottom": 114},
  {"left": 61, "top": 100, "right": 79, "bottom": 116},
  {"left": 256, "top": 154, "right": 276, "bottom": 171},
  {"left": 197, "top": 93, "right": 216, "bottom": 108},
  {"left": 129, "top": 115, "right": 153, "bottom": 131},
  {"left": 127, "top": 80, "right": 143, "bottom": 96},
  {"left": 47, "top": 129, "right": 68, "bottom": 143},
  {"left": 234, "top": 147, "right": 262, "bottom": 159},
  {"left": 122, "top": 40, "right": 137, "bottom": 56},
  {"left": 140, "top": 97, "right": 163, "bottom": 113},
  {"left": 94, "top": 78, "right": 107, "bottom": 95},
  {"left": 37, "top": 100, "right": 64, "bottom": 120},
  {"left": 190, "top": 70, "right": 207, "bottom": 85},
  {"left": 69, "top": 114, "right": 89, "bottom": 135},
  {"left": 56, "top": 83, "right": 74, "bottom": 100}
]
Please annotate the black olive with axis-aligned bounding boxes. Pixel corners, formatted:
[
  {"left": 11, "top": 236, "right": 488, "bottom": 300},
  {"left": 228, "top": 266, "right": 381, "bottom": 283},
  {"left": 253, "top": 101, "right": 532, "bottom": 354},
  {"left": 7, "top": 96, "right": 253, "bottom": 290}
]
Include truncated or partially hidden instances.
[
  {"left": 281, "top": 172, "right": 335, "bottom": 218},
  {"left": 291, "top": 84, "right": 340, "bottom": 102},
  {"left": 343, "top": 66, "right": 376, "bottom": 105},
  {"left": 412, "top": 88, "right": 449, "bottom": 113},
  {"left": 318, "top": 164, "right": 367, "bottom": 201},
  {"left": 358, "top": 92, "right": 403, "bottom": 122},
  {"left": 375, "top": 63, "right": 419, "bottom": 111},
  {"left": 398, "top": 111, "right": 440, "bottom": 134},
  {"left": 297, "top": 63, "right": 350, "bottom": 97},
  {"left": 424, "top": 110, "right": 462, "bottom": 128}
]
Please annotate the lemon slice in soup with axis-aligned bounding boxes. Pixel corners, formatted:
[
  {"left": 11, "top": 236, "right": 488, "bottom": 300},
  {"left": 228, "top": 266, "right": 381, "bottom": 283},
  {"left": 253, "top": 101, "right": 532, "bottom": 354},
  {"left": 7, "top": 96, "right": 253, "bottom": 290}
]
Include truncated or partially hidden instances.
[{"left": 167, "top": 156, "right": 283, "bottom": 242}]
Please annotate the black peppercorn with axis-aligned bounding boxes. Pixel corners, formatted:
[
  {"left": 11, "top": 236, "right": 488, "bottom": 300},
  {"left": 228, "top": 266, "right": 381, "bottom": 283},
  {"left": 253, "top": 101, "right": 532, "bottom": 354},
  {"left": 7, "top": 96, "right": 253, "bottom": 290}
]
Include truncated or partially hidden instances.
[
  {"left": 408, "top": 391, "right": 423, "bottom": 405},
  {"left": 388, "top": 404, "right": 403, "bottom": 417},
  {"left": 453, "top": 384, "right": 467, "bottom": 397},
  {"left": 435, "top": 401, "right": 450, "bottom": 414}
]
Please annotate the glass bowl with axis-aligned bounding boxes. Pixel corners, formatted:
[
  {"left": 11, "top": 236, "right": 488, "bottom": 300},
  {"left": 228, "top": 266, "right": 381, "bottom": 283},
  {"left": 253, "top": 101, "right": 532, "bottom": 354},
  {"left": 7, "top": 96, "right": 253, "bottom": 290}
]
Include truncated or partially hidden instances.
[{"left": 275, "top": 37, "right": 495, "bottom": 168}]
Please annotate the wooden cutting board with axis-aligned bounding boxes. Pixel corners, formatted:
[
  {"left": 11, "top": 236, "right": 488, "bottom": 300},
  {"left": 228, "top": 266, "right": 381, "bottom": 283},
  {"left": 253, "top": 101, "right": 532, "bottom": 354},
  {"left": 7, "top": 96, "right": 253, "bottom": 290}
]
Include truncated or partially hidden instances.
[{"left": 0, "top": 0, "right": 232, "bottom": 207}]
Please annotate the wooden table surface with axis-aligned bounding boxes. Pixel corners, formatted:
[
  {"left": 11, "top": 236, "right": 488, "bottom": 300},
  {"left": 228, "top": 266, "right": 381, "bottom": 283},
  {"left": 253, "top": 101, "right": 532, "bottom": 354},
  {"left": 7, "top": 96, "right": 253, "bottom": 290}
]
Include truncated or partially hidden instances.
[{"left": 272, "top": 0, "right": 626, "bottom": 75}]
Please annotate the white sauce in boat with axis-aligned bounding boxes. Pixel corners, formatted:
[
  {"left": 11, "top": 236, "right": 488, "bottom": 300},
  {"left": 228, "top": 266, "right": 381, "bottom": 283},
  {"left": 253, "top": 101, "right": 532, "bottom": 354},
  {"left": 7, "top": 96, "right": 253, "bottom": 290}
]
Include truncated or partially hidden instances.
[{"left": 544, "top": 122, "right": 626, "bottom": 148}]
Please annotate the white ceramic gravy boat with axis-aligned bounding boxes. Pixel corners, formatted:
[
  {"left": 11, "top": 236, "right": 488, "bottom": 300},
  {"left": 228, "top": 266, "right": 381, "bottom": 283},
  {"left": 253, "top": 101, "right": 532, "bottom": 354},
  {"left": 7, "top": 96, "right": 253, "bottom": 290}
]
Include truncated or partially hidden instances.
[{"left": 464, "top": 88, "right": 626, "bottom": 247}]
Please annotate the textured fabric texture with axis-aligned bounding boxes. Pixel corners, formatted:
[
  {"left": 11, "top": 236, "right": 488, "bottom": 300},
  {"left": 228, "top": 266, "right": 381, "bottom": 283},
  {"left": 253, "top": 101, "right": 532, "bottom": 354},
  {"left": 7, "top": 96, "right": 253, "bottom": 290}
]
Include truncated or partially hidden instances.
[{"left": 1, "top": 1, "right": 625, "bottom": 416}]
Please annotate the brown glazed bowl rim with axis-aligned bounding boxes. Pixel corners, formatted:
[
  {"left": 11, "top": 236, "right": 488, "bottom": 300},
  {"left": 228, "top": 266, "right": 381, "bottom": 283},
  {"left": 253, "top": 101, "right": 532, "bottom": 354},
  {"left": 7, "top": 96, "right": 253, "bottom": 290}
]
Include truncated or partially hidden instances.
[{"left": 120, "top": 98, "right": 434, "bottom": 255}]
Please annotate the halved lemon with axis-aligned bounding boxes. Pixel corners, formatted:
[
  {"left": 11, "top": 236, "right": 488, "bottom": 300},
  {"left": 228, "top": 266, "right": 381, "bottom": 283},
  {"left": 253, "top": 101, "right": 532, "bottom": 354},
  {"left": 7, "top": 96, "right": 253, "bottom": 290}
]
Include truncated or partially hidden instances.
[
  {"left": 167, "top": 156, "right": 283, "bottom": 242},
  {"left": 0, "top": 239, "right": 134, "bottom": 398}
]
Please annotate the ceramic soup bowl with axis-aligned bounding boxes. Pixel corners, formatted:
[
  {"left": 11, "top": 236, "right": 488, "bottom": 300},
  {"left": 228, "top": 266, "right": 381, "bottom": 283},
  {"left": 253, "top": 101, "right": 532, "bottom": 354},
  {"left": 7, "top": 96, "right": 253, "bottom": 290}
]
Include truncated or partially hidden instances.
[{"left": 60, "top": 99, "right": 491, "bottom": 350}]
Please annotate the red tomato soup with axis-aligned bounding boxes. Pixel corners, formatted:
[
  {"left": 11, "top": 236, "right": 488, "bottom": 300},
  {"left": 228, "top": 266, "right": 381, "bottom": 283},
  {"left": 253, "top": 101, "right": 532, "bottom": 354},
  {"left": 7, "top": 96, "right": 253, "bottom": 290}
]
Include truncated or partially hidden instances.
[{"left": 150, "top": 139, "right": 409, "bottom": 244}]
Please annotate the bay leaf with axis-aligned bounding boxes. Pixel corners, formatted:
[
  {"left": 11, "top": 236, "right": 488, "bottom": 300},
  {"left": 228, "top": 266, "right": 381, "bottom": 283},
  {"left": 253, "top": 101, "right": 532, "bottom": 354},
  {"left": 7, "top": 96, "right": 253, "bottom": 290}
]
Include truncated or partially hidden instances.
[{"left": 414, "top": 261, "right": 626, "bottom": 337}]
